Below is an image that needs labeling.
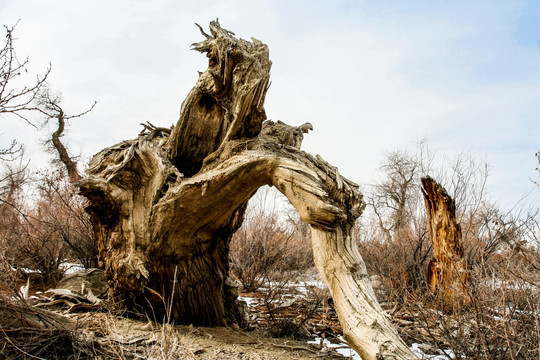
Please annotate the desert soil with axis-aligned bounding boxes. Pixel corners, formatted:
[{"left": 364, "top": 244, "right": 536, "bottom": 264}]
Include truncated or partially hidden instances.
[{"left": 75, "top": 312, "right": 348, "bottom": 360}]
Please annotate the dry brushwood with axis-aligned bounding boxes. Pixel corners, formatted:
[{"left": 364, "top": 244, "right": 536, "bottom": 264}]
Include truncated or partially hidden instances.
[
  {"left": 76, "top": 20, "right": 416, "bottom": 359},
  {"left": 0, "top": 296, "right": 78, "bottom": 359}
]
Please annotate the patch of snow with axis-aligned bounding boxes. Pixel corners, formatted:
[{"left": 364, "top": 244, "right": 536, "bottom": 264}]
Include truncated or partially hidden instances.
[
  {"left": 238, "top": 296, "right": 258, "bottom": 308},
  {"left": 308, "top": 336, "right": 361, "bottom": 360},
  {"left": 19, "top": 284, "right": 29, "bottom": 299},
  {"left": 59, "top": 262, "right": 85, "bottom": 275},
  {"left": 488, "top": 305, "right": 532, "bottom": 321},
  {"left": 306, "top": 339, "right": 457, "bottom": 359},
  {"left": 482, "top": 278, "right": 538, "bottom": 291},
  {"left": 295, "top": 280, "right": 328, "bottom": 294},
  {"left": 410, "top": 343, "right": 455, "bottom": 359},
  {"left": 12, "top": 266, "right": 42, "bottom": 274},
  {"left": 298, "top": 280, "right": 327, "bottom": 288}
]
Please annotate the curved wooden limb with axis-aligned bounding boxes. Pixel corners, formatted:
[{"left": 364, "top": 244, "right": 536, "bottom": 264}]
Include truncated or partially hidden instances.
[
  {"left": 151, "top": 140, "right": 415, "bottom": 358},
  {"left": 311, "top": 226, "right": 417, "bottom": 360}
]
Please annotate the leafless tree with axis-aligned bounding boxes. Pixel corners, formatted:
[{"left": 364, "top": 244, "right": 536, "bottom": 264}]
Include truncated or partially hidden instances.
[
  {"left": 362, "top": 149, "right": 431, "bottom": 292},
  {"left": 1, "top": 23, "right": 94, "bottom": 174},
  {"left": 0, "top": 23, "right": 50, "bottom": 158},
  {"left": 36, "top": 87, "right": 95, "bottom": 182},
  {"left": 362, "top": 145, "right": 504, "bottom": 296},
  {"left": 0, "top": 23, "right": 97, "bottom": 288},
  {"left": 368, "top": 149, "right": 420, "bottom": 242},
  {"left": 0, "top": 22, "right": 48, "bottom": 244}
]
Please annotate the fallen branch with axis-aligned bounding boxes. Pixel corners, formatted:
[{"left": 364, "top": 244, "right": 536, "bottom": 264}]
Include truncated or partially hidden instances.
[{"left": 272, "top": 343, "right": 317, "bottom": 353}]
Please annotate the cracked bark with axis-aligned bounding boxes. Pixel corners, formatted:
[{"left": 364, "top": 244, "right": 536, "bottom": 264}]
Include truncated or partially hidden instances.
[{"left": 77, "top": 20, "right": 416, "bottom": 359}]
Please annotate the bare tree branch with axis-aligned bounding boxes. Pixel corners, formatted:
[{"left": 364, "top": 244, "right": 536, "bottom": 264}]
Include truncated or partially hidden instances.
[
  {"left": 0, "top": 22, "right": 51, "bottom": 161},
  {"left": 36, "top": 87, "right": 96, "bottom": 182},
  {"left": 0, "top": 23, "right": 50, "bottom": 125}
]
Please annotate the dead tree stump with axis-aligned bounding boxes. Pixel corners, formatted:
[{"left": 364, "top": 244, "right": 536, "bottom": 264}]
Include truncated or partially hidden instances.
[
  {"left": 421, "top": 176, "right": 470, "bottom": 310},
  {"left": 77, "top": 20, "right": 416, "bottom": 359}
]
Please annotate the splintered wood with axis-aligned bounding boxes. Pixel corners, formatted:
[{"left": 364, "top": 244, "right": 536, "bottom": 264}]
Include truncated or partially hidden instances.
[
  {"left": 421, "top": 176, "right": 470, "bottom": 311},
  {"left": 77, "top": 20, "right": 417, "bottom": 359}
]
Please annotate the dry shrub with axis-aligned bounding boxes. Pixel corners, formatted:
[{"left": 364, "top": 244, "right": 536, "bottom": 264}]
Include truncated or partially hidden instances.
[
  {"left": 32, "top": 169, "right": 97, "bottom": 269},
  {"left": 403, "top": 256, "right": 540, "bottom": 359},
  {"left": 358, "top": 205, "right": 540, "bottom": 358},
  {"left": 0, "top": 294, "right": 79, "bottom": 360},
  {"left": 356, "top": 215, "right": 432, "bottom": 300},
  {"left": 358, "top": 147, "right": 540, "bottom": 358},
  {"left": 228, "top": 188, "right": 330, "bottom": 340},
  {"left": 230, "top": 187, "right": 313, "bottom": 292},
  {"left": 0, "top": 166, "right": 96, "bottom": 289}
]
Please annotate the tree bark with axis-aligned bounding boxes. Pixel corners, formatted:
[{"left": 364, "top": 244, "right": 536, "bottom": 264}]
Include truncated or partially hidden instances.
[
  {"left": 77, "top": 20, "right": 416, "bottom": 359},
  {"left": 421, "top": 176, "right": 470, "bottom": 310}
]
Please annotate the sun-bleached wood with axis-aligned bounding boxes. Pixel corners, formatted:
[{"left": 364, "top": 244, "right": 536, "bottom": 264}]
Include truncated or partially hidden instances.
[{"left": 77, "top": 20, "right": 416, "bottom": 359}]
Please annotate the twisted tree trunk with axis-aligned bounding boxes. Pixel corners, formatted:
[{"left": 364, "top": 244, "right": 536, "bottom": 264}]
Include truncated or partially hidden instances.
[
  {"left": 421, "top": 176, "right": 470, "bottom": 310},
  {"left": 77, "top": 20, "right": 416, "bottom": 359}
]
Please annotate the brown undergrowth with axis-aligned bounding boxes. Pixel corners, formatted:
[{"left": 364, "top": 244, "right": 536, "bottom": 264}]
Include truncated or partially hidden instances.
[{"left": 0, "top": 293, "right": 348, "bottom": 360}]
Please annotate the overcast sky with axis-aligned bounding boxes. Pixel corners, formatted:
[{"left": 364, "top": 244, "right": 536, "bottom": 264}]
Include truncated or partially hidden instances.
[{"left": 1, "top": 0, "right": 539, "bottom": 209}]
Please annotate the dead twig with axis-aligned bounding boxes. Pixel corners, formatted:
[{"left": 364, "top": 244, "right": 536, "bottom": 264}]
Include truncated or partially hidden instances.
[{"left": 272, "top": 343, "right": 317, "bottom": 353}]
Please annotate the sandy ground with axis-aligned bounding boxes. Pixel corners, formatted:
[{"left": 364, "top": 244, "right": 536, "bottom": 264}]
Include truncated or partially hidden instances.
[{"left": 74, "top": 312, "right": 349, "bottom": 360}]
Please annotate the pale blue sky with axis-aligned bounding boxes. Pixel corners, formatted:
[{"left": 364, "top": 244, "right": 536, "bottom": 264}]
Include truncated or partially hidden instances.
[{"left": 1, "top": 0, "right": 538, "bottom": 209}]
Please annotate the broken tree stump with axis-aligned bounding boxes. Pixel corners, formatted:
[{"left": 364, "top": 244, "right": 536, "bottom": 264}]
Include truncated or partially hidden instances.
[
  {"left": 421, "top": 176, "right": 470, "bottom": 310},
  {"left": 77, "top": 20, "right": 416, "bottom": 359}
]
